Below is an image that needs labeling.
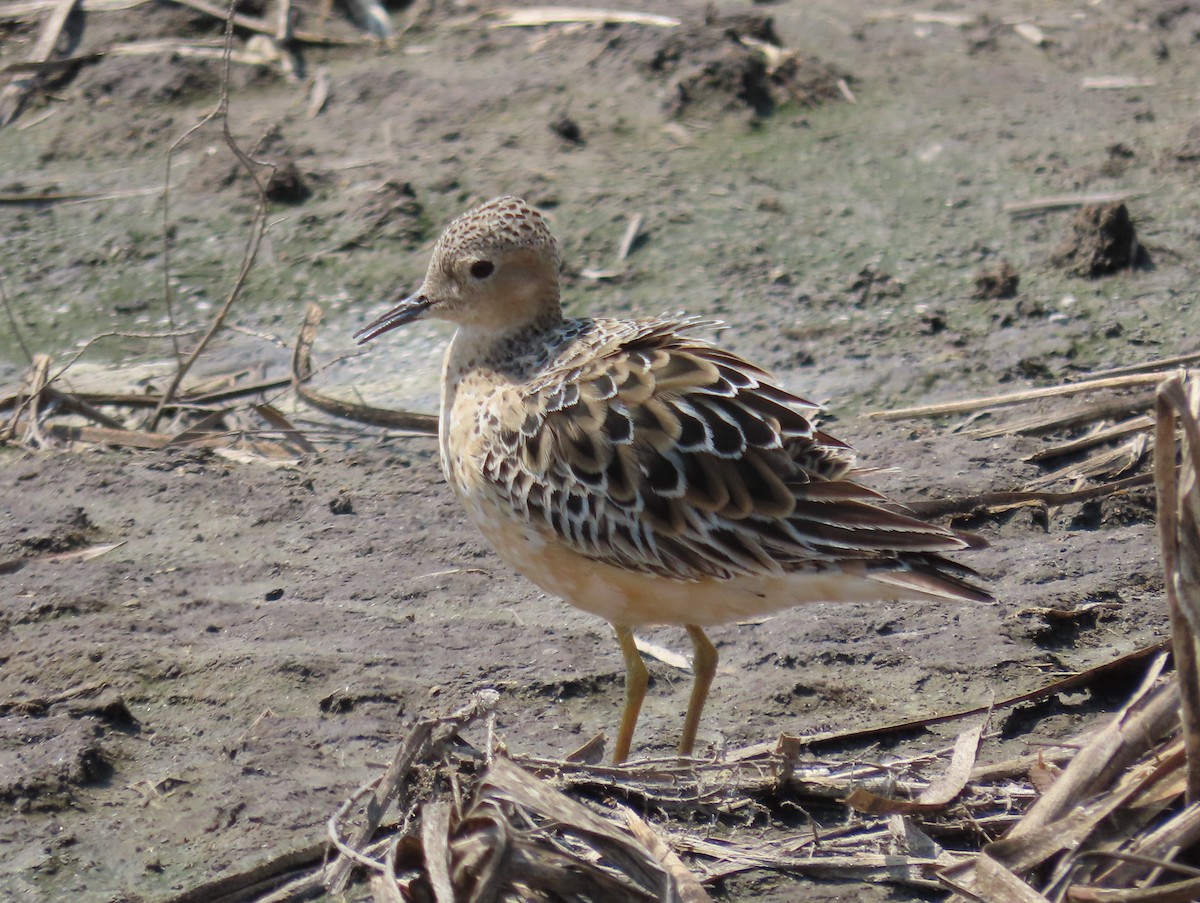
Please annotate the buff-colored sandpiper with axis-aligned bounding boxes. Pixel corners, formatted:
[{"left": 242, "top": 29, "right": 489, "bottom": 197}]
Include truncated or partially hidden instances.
[{"left": 356, "top": 196, "right": 992, "bottom": 764}]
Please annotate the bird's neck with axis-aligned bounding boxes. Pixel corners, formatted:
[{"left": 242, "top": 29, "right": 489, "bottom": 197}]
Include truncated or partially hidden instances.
[{"left": 448, "top": 305, "right": 566, "bottom": 372}]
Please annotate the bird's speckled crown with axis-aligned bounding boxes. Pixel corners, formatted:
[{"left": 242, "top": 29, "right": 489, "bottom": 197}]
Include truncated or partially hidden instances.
[{"left": 433, "top": 196, "right": 560, "bottom": 270}]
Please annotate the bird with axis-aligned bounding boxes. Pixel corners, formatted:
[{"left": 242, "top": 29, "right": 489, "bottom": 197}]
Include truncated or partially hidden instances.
[{"left": 355, "top": 196, "right": 993, "bottom": 764}]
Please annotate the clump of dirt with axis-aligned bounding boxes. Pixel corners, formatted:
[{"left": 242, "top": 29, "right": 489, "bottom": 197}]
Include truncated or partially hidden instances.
[
  {"left": 0, "top": 717, "right": 113, "bottom": 813},
  {"left": 773, "top": 54, "right": 854, "bottom": 107},
  {"left": 1169, "top": 123, "right": 1200, "bottom": 164},
  {"left": 77, "top": 54, "right": 224, "bottom": 106},
  {"left": 337, "top": 179, "right": 426, "bottom": 249},
  {"left": 265, "top": 159, "right": 311, "bottom": 204},
  {"left": 646, "top": 12, "right": 850, "bottom": 118},
  {"left": 1070, "top": 490, "right": 1157, "bottom": 529},
  {"left": 1007, "top": 357, "right": 1059, "bottom": 381},
  {"left": 1099, "top": 143, "right": 1136, "bottom": 178},
  {"left": 1051, "top": 203, "right": 1151, "bottom": 277},
  {"left": 181, "top": 151, "right": 257, "bottom": 197},
  {"left": 549, "top": 112, "right": 585, "bottom": 146},
  {"left": 845, "top": 262, "right": 905, "bottom": 305},
  {"left": 0, "top": 689, "right": 136, "bottom": 816},
  {"left": 964, "top": 15, "right": 1004, "bottom": 54},
  {"left": 974, "top": 259, "right": 1020, "bottom": 299},
  {"left": 1144, "top": 1, "right": 1200, "bottom": 38},
  {"left": 1003, "top": 601, "right": 1116, "bottom": 649},
  {"left": 0, "top": 506, "right": 98, "bottom": 563},
  {"left": 181, "top": 126, "right": 315, "bottom": 201}
]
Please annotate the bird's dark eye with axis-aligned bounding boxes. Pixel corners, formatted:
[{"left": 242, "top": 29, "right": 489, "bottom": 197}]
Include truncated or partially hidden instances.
[{"left": 469, "top": 260, "right": 495, "bottom": 279}]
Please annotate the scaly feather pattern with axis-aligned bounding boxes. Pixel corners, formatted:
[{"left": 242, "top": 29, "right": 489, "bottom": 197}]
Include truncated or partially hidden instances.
[{"left": 471, "top": 315, "right": 985, "bottom": 597}]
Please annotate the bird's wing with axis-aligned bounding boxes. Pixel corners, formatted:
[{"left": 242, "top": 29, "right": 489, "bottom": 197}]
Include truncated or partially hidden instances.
[{"left": 481, "top": 319, "right": 986, "bottom": 592}]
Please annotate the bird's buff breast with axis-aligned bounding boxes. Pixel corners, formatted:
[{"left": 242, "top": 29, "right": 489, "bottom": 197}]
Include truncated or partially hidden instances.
[{"left": 448, "top": 484, "right": 891, "bottom": 628}]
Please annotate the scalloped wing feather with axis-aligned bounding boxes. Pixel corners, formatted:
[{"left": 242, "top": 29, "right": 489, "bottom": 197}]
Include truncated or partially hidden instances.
[{"left": 479, "top": 317, "right": 987, "bottom": 599}]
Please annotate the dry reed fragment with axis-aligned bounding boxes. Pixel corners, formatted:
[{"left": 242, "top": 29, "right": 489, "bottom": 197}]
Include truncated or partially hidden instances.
[
  {"left": 489, "top": 7, "right": 681, "bottom": 29},
  {"left": 292, "top": 303, "right": 438, "bottom": 433},
  {"left": 0, "top": 0, "right": 78, "bottom": 128},
  {"left": 1003, "top": 191, "right": 1147, "bottom": 216},
  {"left": 871, "top": 373, "right": 1166, "bottom": 420},
  {"left": 1155, "top": 371, "right": 1200, "bottom": 803}
]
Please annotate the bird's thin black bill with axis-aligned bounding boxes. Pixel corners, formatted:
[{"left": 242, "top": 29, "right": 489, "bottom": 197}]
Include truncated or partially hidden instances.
[{"left": 354, "top": 293, "right": 432, "bottom": 343}]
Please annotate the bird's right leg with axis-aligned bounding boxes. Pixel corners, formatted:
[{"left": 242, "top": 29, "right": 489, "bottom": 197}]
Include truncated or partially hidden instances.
[{"left": 613, "top": 624, "right": 649, "bottom": 765}]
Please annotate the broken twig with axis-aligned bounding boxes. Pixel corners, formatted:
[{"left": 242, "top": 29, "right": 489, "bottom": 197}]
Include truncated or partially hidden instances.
[
  {"left": 1155, "top": 371, "right": 1200, "bottom": 803},
  {"left": 292, "top": 303, "right": 438, "bottom": 433}
]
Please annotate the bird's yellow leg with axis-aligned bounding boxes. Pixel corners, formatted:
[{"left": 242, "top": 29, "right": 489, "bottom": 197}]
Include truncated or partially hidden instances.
[
  {"left": 613, "top": 625, "right": 648, "bottom": 765},
  {"left": 680, "top": 625, "right": 717, "bottom": 758}
]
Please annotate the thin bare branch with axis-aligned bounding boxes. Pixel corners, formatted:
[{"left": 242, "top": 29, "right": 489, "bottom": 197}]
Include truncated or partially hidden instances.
[
  {"left": 0, "top": 277, "right": 34, "bottom": 366},
  {"left": 168, "top": 0, "right": 367, "bottom": 45},
  {"left": 292, "top": 303, "right": 438, "bottom": 433},
  {"left": 1156, "top": 372, "right": 1200, "bottom": 803},
  {"left": 148, "top": 0, "right": 276, "bottom": 430},
  {"left": 903, "top": 474, "right": 1153, "bottom": 518},
  {"left": 0, "top": 0, "right": 78, "bottom": 128},
  {"left": 870, "top": 373, "right": 1166, "bottom": 420}
]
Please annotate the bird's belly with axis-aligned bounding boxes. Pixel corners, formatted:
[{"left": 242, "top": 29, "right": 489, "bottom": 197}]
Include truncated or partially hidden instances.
[{"left": 464, "top": 497, "right": 913, "bottom": 628}]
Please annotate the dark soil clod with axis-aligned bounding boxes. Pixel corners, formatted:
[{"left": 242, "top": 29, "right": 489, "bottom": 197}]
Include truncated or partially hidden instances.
[
  {"left": 342, "top": 180, "right": 425, "bottom": 249},
  {"left": 265, "top": 160, "right": 311, "bottom": 205},
  {"left": 549, "top": 114, "right": 585, "bottom": 145},
  {"left": 1172, "top": 123, "right": 1200, "bottom": 164},
  {"left": 646, "top": 13, "right": 850, "bottom": 118},
  {"left": 1051, "top": 203, "right": 1151, "bottom": 277},
  {"left": 66, "top": 691, "right": 139, "bottom": 732},
  {"left": 974, "top": 259, "right": 1020, "bottom": 299}
]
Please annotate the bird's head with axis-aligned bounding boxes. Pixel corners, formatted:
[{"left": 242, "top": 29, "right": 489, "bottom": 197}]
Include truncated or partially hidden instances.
[{"left": 355, "top": 196, "right": 562, "bottom": 343}]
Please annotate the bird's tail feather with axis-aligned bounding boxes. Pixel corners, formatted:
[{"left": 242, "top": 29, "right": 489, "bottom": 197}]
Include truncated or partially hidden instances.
[{"left": 866, "top": 554, "right": 994, "bottom": 605}]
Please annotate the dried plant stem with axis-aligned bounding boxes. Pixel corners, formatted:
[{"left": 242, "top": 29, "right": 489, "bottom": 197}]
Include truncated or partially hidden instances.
[
  {"left": 148, "top": 0, "right": 274, "bottom": 431},
  {"left": 0, "top": 277, "right": 34, "bottom": 365},
  {"left": 1087, "top": 351, "right": 1200, "bottom": 380},
  {"left": 1155, "top": 372, "right": 1200, "bottom": 803},
  {"left": 0, "top": 0, "right": 78, "bottom": 128},
  {"left": 169, "top": 0, "right": 364, "bottom": 44},
  {"left": 324, "top": 691, "right": 499, "bottom": 895},
  {"left": 871, "top": 373, "right": 1167, "bottom": 420},
  {"left": 292, "top": 303, "right": 438, "bottom": 433},
  {"left": 1005, "top": 678, "right": 1179, "bottom": 842},
  {"left": 1002, "top": 190, "right": 1147, "bottom": 217},
  {"left": 904, "top": 473, "right": 1153, "bottom": 518}
]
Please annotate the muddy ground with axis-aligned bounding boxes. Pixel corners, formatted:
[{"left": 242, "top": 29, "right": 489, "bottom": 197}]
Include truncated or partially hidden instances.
[{"left": 2, "top": 1, "right": 1200, "bottom": 900}]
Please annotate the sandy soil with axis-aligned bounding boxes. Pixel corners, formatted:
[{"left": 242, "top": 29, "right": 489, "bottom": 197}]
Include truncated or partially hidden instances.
[{"left": 2, "top": 1, "right": 1199, "bottom": 900}]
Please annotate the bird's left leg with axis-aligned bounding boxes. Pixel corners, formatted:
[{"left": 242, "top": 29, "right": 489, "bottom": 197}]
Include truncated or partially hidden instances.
[{"left": 679, "top": 624, "right": 717, "bottom": 758}]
